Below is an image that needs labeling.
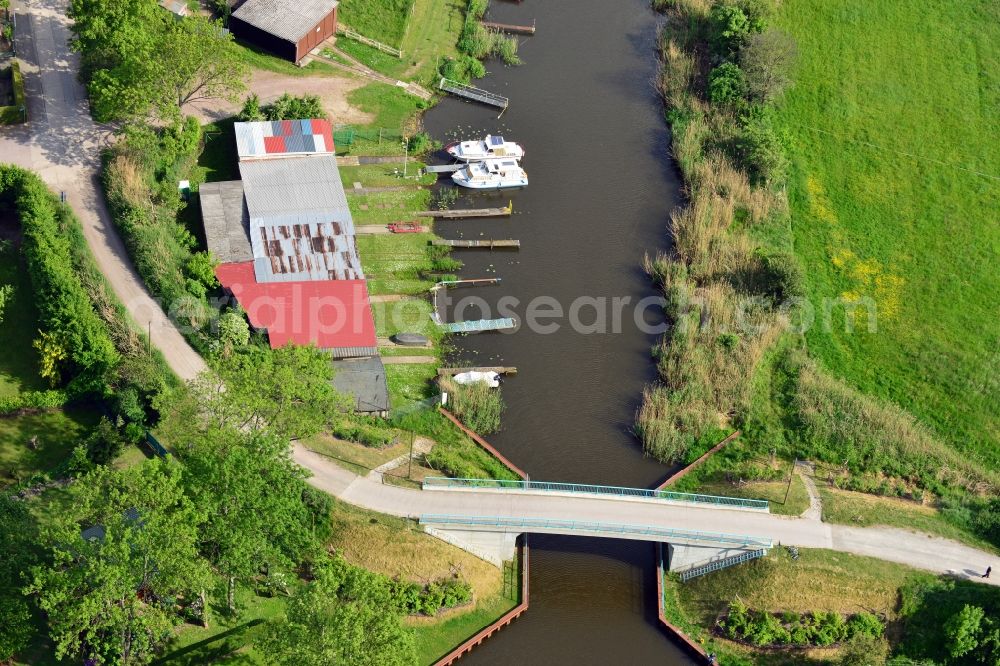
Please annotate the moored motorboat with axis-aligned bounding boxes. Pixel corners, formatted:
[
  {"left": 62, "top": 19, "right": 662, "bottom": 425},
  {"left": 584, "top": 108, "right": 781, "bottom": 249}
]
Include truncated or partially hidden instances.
[
  {"left": 445, "top": 135, "right": 525, "bottom": 162},
  {"left": 452, "top": 159, "right": 529, "bottom": 189}
]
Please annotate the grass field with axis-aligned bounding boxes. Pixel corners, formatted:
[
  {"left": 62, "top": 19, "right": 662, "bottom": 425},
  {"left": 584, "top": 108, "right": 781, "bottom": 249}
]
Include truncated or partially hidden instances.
[
  {"left": 0, "top": 243, "right": 44, "bottom": 397},
  {"left": 338, "top": 0, "right": 416, "bottom": 48},
  {"left": 693, "top": 475, "right": 811, "bottom": 517},
  {"left": 337, "top": 0, "right": 464, "bottom": 85},
  {"left": 818, "top": 485, "right": 1000, "bottom": 553},
  {"left": 0, "top": 408, "right": 99, "bottom": 486},
  {"left": 775, "top": 0, "right": 1000, "bottom": 467}
]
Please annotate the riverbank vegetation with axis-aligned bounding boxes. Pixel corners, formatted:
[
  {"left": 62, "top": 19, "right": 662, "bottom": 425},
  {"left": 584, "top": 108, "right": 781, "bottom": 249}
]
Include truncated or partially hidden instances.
[
  {"left": 664, "top": 546, "right": 1000, "bottom": 666},
  {"left": 642, "top": 0, "right": 1000, "bottom": 553}
]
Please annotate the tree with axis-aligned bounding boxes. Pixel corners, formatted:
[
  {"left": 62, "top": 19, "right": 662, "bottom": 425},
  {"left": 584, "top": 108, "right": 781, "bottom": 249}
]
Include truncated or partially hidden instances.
[
  {"left": 180, "top": 431, "right": 322, "bottom": 612},
  {"left": 158, "top": 345, "right": 348, "bottom": 444},
  {"left": 258, "top": 561, "right": 415, "bottom": 666},
  {"left": 737, "top": 113, "right": 789, "bottom": 185},
  {"left": 153, "top": 17, "right": 249, "bottom": 115},
  {"left": 739, "top": 29, "right": 797, "bottom": 103},
  {"left": 26, "top": 461, "right": 209, "bottom": 665},
  {"left": 71, "top": 0, "right": 247, "bottom": 122},
  {"left": 0, "top": 495, "right": 39, "bottom": 662},
  {"left": 218, "top": 310, "right": 251, "bottom": 354},
  {"left": 945, "top": 604, "right": 985, "bottom": 658},
  {"left": 837, "top": 633, "right": 889, "bottom": 666}
]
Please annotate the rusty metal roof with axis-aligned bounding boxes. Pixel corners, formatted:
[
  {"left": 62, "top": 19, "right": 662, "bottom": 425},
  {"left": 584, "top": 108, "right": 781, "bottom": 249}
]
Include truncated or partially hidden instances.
[
  {"left": 238, "top": 155, "right": 361, "bottom": 282},
  {"left": 232, "top": 0, "right": 339, "bottom": 44}
]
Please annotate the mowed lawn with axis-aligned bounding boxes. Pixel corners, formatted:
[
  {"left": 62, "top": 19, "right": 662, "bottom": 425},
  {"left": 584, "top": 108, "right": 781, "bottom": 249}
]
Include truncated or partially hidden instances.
[{"left": 776, "top": 0, "right": 1000, "bottom": 465}]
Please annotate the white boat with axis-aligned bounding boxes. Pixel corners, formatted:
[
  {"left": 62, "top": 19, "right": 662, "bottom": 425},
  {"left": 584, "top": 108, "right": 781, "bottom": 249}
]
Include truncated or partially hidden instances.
[
  {"left": 445, "top": 135, "right": 525, "bottom": 162},
  {"left": 452, "top": 159, "right": 529, "bottom": 189}
]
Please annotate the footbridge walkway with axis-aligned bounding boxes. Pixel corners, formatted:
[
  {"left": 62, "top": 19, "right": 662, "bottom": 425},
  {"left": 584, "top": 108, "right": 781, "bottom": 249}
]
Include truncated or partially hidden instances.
[{"left": 294, "top": 445, "right": 999, "bottom": 584}]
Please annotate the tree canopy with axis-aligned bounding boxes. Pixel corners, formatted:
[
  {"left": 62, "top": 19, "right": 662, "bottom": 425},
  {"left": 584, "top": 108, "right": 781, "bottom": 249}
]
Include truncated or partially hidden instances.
[
  {"left": 27, "top": 460, "right": 209, "bottom": 665},
  {"left": 69, "top": 0, "right": 248, "bottom": 122},
  {"left": 258, "top": 558, "right": 416, "bottom": 666}
]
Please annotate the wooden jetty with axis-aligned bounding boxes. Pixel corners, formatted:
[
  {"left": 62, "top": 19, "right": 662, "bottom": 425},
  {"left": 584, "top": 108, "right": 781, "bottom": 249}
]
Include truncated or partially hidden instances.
[
  {"left": 481, "top": 19, "right": 536, "bottom": 35},
  {"left": 439, "top": 318, "right": 517, "bottom": 334},
  {"left": 423, "top": 164, "right": 466, "bottom": 174},
  {"left": 439, "top": 366, "right": 518, "bottom": 376},
  {"left": 431, "top": 239, "right": 520, "bottom": 249},
  {"left": 438, "top": 77, "right": 509, "bottom": 110},
  {"left": 435, "top": 277, "right": 502, "bottom": 288},
  {"left": 415, "top": 206, "right": 511, "bottom": 219}
]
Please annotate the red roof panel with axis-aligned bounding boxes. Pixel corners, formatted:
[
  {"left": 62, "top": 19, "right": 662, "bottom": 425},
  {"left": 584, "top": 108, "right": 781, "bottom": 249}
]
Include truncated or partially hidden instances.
[
  {"left": 215, "top": 261, "right": 377, "bottom": 350},
  {"left": 263, "top": 135, "right": 286, "bottom": 154}
]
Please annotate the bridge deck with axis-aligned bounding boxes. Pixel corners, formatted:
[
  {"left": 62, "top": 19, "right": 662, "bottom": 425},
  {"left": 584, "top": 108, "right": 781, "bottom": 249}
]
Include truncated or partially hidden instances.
[{"left": 420, "top": 514, "right": 772, "bottom": 549}]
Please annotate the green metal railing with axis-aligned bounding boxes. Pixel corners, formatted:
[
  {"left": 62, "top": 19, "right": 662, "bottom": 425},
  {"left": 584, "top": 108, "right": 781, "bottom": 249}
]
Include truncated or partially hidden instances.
[
  {"left": 420, "top": 515, "right": 773, "bottom": 549},
  {"left": 422, "top": 477, "right": 769, "bottom": 511}
]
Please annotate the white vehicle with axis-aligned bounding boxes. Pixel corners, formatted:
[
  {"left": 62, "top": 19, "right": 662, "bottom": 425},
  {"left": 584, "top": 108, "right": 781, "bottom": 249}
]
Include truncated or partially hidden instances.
[
  {"left": 451, "top": 371, "right": 502, "bottom": 387},
  {"left": 445, "top": 135, "right": 525, "bottom": 162},
  {"left": 452, "top": 159, "right": 528, "bottom": 190}
]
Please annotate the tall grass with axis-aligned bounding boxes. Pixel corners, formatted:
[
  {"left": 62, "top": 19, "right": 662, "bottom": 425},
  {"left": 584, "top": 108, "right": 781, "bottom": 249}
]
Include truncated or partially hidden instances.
[{"left": 440, "top": 378, "right": 504, "bottom": 435}]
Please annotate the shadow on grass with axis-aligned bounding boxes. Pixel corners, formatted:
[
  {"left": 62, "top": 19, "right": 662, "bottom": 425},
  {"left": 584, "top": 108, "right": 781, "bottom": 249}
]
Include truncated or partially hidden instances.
[{"left": 153, "top": 619, "right": 263, "bottom": 666}]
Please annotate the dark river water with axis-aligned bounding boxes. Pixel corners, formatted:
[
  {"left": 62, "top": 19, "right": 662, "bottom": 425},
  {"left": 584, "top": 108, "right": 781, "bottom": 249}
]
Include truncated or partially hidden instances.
[{"left": 422, "top": 0, "right": 694, "bottom": 662}]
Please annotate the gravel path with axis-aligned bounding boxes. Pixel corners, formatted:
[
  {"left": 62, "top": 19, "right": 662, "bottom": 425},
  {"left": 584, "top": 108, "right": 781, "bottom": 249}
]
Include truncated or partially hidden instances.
[{"left": 295, "top": 445, "right": 999, "bottom": 585}]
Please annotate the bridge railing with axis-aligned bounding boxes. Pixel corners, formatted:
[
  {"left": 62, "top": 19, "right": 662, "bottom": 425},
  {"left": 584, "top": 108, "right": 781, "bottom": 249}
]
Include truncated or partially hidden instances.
[
  {"left": 420, "top": 514, "right": 773, "bottom": 549},
  {"left": 422, "top": 477, "right": 769, "bottom": 511}
]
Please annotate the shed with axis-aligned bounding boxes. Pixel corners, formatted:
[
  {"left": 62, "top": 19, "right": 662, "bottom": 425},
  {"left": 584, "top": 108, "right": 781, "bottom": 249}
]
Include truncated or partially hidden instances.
[
  {"left": 331, "top": 357, "right": 390, "bottom": 416},
  {"left": 230, "top": 0, "right": 339, "bottom": 63},
  {"left": 199, "top": 180, "right": 253, "bottom": 264}
]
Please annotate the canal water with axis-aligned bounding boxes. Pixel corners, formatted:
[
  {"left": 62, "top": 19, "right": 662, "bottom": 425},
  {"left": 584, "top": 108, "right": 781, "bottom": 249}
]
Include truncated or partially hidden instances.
[{"left": 422, "top": 0, "right": 692, "bottom": 662}]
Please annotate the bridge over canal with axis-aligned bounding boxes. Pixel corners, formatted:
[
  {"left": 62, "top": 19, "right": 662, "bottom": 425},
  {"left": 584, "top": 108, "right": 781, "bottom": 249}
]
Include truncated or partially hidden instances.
[{"left": 294, "top": 445, "right": 999, "bottom": 584}]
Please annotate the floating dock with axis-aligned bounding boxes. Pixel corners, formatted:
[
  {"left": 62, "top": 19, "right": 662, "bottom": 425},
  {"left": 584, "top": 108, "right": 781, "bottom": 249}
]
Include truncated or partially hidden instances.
[
  {"left": 481, "top": 19, "right": 536, "bottom": 35},
  {"left": 435, "top": 278, "right": 502, "bottom": 288},
  {"left": 439, "top": 318, "right": 517, "bottom": 334},
  {"left": 438, "top": 77, "right": 509, "bottom": 110},
  {"left": 431, "top": 239, "right": 520, "bottom": 249},
  {"left": 439, "top": 366, "right": 518, "bottom": 376},
  {"left": 423, "top": 164, "right": 466, "bottom": 174},
  {"left": 415, "top": 207, "right": 511, "bottom": 219}
]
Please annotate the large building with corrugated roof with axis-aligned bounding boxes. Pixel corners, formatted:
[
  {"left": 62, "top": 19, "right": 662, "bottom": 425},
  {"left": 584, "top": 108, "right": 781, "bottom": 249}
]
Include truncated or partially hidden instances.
[
  {"left": 201, "top": 120, "right": 376, "bottom": 356},
  {"left": 230, "top": 0, "right": 339, "bottom": 63},
  {"left": 201, "top": 119, "right": 388, "bottom": 411}
]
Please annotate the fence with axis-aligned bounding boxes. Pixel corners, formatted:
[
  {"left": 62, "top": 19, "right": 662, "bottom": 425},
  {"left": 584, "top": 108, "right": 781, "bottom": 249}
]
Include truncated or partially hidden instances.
[
  {"left": 419, "top": 515, "right": 774, "bottom": 549},
  {"left": 677, "top": 548, "right": 767, "bottom": 582},
  {"left": 423, "top": 477, "right": 770, "bottom": 511},
  {"left": 333, "top": 125, "right": 405, "bottom": 149},
  {"left": 336, "top": 26, "right": 403, "bottom": 58}
]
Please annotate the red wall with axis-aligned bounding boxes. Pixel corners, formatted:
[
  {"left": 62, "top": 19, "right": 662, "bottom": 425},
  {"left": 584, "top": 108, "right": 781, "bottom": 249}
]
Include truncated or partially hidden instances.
[{"left": 296, "top": 7, "right": 337, "bottom": 62}]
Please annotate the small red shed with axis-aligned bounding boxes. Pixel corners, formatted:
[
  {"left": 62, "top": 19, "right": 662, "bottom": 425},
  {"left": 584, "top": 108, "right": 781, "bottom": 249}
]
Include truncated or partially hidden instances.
[{"left": 230, "top": 0, "right": 339, "bottom": 63}]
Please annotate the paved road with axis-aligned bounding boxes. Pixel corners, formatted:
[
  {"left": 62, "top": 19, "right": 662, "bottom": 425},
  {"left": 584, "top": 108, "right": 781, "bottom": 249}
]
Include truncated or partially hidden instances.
[
  {"left": 0, "top": 0, "right": 206, "bottom": 381},
  {"left": 295, "top": 444, "right": 999, "bottom": 584}
]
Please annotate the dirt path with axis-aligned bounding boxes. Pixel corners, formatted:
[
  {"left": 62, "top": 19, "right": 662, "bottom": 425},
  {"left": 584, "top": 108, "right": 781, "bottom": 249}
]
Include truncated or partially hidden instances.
[
  {"left": 188, "top": 68, "right": 375, "bottom": 124},
  {"left": 796, "top": 460, "right": 823, "bottom": 521},
  {"left": 0, "top": 0, "right": 206, "bottom": 381}
]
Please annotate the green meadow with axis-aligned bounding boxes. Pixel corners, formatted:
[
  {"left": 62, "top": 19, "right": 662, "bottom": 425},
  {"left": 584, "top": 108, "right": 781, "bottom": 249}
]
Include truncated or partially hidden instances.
[{"left": 775, "top": 0, "right": 1000, "bottom": 465}]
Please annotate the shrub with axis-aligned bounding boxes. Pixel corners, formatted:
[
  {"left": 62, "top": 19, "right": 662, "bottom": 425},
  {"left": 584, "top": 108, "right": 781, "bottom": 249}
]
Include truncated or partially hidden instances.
[
  {"left": 736, "top": 113, "right": 789, "bottom": 185},
  {"left": 708, "top": 62, "right": 747, "bottom": 106},
  {"left": 85, "top": 416, "right": 125, "bottom": 465},
  {"left": 0, "top": 595, "right": 33, "bottom": 662},
  {"left": 721, "top": 603, "right": 882, "bottom": 648}
]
